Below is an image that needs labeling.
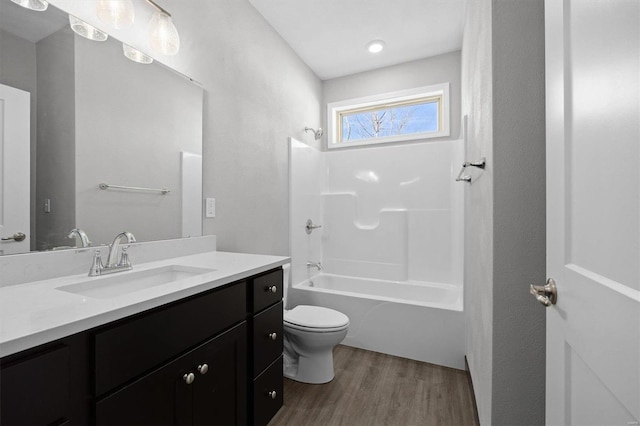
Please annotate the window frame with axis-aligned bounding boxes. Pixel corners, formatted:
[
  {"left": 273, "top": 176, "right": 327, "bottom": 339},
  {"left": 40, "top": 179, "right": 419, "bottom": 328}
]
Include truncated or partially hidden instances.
[{"left": 327, "top": 83, "right": 450, "bottom": 149}]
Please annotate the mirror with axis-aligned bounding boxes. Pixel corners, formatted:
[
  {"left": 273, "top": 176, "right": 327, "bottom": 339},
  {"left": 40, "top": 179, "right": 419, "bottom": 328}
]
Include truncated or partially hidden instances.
[{"left": 0, "top": 0, "right": 203, "bottom": 255}]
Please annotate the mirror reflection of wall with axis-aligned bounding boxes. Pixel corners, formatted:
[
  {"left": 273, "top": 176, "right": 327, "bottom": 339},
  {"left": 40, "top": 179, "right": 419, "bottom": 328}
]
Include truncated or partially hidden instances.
[{"left": 0, "top": 1, "right": 203, "bottom": 254}]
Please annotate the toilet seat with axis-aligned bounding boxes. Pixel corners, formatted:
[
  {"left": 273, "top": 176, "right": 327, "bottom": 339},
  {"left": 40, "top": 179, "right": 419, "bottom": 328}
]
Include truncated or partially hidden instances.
[{"left": 284, "top": 305, "right": 349, "bottom": 332}]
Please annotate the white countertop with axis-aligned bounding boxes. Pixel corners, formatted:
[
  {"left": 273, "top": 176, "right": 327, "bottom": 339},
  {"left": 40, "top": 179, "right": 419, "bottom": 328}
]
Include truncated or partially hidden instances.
[{"left": 0, "top": 251, "right": 289, "bottom": 358}]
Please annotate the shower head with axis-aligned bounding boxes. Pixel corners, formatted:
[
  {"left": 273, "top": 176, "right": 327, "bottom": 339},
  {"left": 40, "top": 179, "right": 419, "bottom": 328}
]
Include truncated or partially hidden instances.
[{"left": 305, "top": 126, "right": 323, "bottom": 140}]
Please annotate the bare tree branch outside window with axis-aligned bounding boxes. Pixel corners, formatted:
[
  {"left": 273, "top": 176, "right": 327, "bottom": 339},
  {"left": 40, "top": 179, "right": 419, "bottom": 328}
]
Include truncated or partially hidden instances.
[{"left": 341, "top": 100, "right": 439, "bottom": 142}]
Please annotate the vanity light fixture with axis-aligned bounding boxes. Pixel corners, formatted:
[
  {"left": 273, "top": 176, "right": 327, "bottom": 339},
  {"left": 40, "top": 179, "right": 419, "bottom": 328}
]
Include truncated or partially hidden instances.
[
  {"left": 122, "top": 43, "right": 154, "bottom": 64},
  {"left": 69, "top": 15, "right": 108, "bottom": 42},
  {"left": 147, "top": 0, "right": 180, "bottom": 56},
  {"left": 10, "top": 0, "right": 48, "bottom": 11},
  {"left": 367, "top": 40, "right": 386, "bottom": 54},
  {"left": 96, "top": 0, "right": 135, "bottom": 29}
]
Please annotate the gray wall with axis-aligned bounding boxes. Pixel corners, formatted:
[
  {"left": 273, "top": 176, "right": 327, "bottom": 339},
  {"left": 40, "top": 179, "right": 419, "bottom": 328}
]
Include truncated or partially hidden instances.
[
  {"left": 491, "top": 1, "right": 546, "bottom": 424},
  {"left": 462, "top": 0, "right": 546, "bottom": 424},
  {"left": 35, "top": 28, "right": 76, "bottom": 250},
  {"left": 461, "top": 0, "right": 494, "bottom": 422},
  {"left": 323, "top": 51, "right": 462, "bottom": 146},
  {"left": 0, "top": 29, "right": 37, "bottom": 250},
  {"left": 74, "top": 33, "right": 203, "bottom": 247},
  {"left": 154, "top": 0, "right": 323, "bottom": 256}
]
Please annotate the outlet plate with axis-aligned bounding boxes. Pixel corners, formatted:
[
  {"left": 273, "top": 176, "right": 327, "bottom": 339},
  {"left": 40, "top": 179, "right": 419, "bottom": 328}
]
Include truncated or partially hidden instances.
[{"left": 205, "top": 198, "right": 216, "bottom": 218}]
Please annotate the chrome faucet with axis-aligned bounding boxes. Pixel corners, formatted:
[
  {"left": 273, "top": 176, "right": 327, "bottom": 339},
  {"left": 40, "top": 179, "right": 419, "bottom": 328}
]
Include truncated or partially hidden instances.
[
  {"left": 89, "top": 231, "right": 136, "bottom": 276},
  {"left": 306, "top": 261, "right": 323, "bottom": 271},
  {"left": 106, "top": 231, "right": 136, "bottom": 267},
  {"left": 68, "top": 228, "right": 91, "bottom": 248}
]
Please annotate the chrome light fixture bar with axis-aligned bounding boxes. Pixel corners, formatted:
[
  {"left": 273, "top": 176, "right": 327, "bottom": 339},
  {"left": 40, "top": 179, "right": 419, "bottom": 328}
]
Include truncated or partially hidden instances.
[
  {"left": 145, "top": 0, "right": 170, "bottom": 16},
  {"left": 10, "top": 0, "right": 48, "bottom": 11}
]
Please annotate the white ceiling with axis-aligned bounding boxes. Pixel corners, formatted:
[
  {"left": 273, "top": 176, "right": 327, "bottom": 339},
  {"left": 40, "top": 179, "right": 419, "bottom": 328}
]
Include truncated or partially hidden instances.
[{"left": 248, "top": 0, "right": 466, "bottom": 80}]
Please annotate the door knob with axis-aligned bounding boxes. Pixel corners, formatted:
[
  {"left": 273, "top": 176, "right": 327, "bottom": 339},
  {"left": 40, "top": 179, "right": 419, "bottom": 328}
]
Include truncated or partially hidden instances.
[
  {"left": 530, "top": 278, "right": 557, "bottom": 307},
  {"left": 1, "top": 232, "right": 26, "bottom": 242}
]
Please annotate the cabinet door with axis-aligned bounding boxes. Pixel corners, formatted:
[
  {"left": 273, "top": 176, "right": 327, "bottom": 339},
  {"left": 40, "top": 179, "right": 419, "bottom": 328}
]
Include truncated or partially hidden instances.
[
  {"left": 191, "top": 323, "right": 247, "bottom": 426},
  {"left": 95, "top": 351, "right": 193, "bottom": 426},
  {"left": 0, "top": 345, "right": 70, "bottom": 426}
]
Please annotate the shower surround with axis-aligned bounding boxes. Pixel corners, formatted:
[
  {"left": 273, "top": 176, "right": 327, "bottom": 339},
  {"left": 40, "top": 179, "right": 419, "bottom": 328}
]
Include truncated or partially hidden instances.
[{"left": 288, "top": 138, "right": 464, "bottom": 369}]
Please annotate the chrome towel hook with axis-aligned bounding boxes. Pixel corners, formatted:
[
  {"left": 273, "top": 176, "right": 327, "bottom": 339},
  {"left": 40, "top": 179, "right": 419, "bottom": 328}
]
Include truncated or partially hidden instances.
[{"left": 455, "top": 157, "right": 486, "bottom": 183}]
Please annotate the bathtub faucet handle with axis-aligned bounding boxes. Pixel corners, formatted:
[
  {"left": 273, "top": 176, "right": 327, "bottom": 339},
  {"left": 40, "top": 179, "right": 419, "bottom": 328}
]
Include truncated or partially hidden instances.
[
  {"left": 306, "top": 261, "right": 323, "bottom": 271},
  {"left": 305, "top": 219, "right": 322, "bottom": 235}
]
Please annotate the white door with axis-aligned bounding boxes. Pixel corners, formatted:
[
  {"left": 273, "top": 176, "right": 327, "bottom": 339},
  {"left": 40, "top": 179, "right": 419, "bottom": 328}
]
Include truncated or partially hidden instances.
[
  {"left": 544, "top": 1, "right": 639, "bottom": 425},
  {"left": 0, "top": 84, "right": 30, "bottom": 255}
]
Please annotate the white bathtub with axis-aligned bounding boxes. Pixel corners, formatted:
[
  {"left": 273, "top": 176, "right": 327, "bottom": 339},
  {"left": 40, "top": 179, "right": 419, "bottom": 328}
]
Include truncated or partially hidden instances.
[{"left": 287, "top": 273, "right": 465, "bottom": 370}]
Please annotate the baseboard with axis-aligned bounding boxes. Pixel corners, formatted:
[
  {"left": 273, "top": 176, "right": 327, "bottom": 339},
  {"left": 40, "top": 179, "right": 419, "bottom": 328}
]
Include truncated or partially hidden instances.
[{"left": 465, "top": 356, "right": 481, "bottom": 425}]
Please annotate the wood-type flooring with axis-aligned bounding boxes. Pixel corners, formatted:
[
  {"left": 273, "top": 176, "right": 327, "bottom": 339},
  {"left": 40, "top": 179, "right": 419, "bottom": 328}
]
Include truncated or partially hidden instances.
[{"left": 269, "top": 345, "right": 479, "bottom": 426}]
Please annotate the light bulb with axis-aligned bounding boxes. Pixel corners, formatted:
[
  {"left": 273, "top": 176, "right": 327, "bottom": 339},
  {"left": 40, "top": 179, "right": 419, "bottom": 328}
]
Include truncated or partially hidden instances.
[
  {"left": 10, "top": 0, "right": 48, "bottom": 11},
  {"left": 97, "top": 0, "right": 135, "bottom": 29},
  {"left": 149, "top": 11, "right": 180, "bottom": 55},
  {"left": 367, "top": 40, "right": 385, "bottom": 54},
  {"left": 69, "top": 15, "right": 108, "bottom": 42},
  {"left": 123, "top": 44, "right": 153, "bottom": 64}
]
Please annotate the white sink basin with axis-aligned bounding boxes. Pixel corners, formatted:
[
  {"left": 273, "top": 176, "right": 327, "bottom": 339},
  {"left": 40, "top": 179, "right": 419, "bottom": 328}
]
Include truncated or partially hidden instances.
[{"left": 56, "top": 265, "right": 215, "bottom": 299}]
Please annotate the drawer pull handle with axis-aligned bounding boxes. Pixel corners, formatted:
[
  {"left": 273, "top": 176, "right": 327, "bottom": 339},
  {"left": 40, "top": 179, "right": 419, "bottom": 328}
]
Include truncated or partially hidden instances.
[
  {"left": 268, "top": 332, "right": 277, "bottom": 340},
  {"left": 197, "top": 364, "right": 209, "bottom": 375},
  {"left": 183, "top": 373, "right": 195, "bottom": 385},
  {"left": 268, "top": 390, "right": 277, "bottom": 399},
  {"left": 266, "top": 285, "right": 278, "bottom": 293}
]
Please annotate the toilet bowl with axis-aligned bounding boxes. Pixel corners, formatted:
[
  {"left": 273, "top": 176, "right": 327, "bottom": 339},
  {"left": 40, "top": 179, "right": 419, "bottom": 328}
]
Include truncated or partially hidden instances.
[{"left": 282, "top": 304, "right": 349, "bottom": 384}]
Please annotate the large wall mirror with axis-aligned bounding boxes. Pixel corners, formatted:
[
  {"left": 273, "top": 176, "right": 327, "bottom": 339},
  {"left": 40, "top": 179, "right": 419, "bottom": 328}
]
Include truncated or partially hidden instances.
[{"left": 0, "top": 0, "right": 204, "bottom": 255}]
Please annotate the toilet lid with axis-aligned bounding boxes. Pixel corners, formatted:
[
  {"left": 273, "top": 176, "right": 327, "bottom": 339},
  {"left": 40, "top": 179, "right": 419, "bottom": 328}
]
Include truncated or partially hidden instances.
[{"left": 284, "top": 305, "right": 349, "bottom": 329}]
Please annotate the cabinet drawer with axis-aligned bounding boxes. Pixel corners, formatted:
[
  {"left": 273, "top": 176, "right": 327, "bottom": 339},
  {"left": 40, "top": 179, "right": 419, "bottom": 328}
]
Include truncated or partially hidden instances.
[
  {"left": 0, "top": 345, "right": 70, "bottom": 426},
  {"left": 251, "top": 268, "right": 283, "bottom": 313},
  {"left": 95, "top": 282, "right": 246, "bottom": 395},
  {"left": 252, "top": 356, "right": 283, "bottom": 426},
  {"left": 253, "top": 301, "right": 283, "bottom": 376}
]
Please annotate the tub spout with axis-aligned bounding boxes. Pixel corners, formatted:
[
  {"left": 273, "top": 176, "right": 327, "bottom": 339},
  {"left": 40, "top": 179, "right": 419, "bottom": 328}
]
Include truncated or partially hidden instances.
[{"left": 306, "top": 261, "right": 323, "bottom": 271}]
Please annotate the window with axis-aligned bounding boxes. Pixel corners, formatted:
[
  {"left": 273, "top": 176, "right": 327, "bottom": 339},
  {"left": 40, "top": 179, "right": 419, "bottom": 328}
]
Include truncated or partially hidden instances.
[{"left": 327, "top": 83, "right": 450, "bottom": 149}]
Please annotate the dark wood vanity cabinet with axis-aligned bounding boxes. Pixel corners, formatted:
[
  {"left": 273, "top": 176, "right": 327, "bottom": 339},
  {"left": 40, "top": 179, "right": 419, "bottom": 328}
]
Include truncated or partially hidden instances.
[
  {"left": 93, "top": 282, "right": 248, "bottom": 426},
  {"left": 248, "top": 269, "right": 284, "bottom": 425},
  {"left": 95, "top": 323, "right": 247, "bottom": 426},
  {"left": 0, "top": 331, "right": 92, "bottom": 426},
  {"left": 0, "top": 266, "right": 285, "bottom": 426}
]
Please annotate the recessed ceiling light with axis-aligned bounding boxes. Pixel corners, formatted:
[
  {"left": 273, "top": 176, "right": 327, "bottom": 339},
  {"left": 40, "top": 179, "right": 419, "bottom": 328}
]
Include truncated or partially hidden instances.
[{"left": 367, "top": 40, "right": 385, "bottom": 54}]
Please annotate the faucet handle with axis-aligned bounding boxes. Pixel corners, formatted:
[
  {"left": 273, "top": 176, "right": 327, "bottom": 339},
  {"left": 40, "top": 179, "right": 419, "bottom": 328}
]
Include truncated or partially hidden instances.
[
  {"left": 89, "top": 250, "right": 103, "bottom": 276},
  {"left": 119, "top": 246, "right": 132, "bottom": 268}
]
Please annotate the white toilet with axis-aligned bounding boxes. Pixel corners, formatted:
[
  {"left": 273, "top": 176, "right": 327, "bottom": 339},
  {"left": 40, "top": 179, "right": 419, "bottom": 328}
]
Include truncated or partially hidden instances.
[{"left": 282, "top": 266, "right": 349, "bottom": 384}]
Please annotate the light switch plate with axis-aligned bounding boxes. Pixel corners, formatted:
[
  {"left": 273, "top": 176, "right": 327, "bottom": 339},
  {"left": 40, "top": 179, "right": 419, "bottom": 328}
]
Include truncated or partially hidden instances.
[{"left": 205, "top": 198, "right": 216, "bottom": 218}]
